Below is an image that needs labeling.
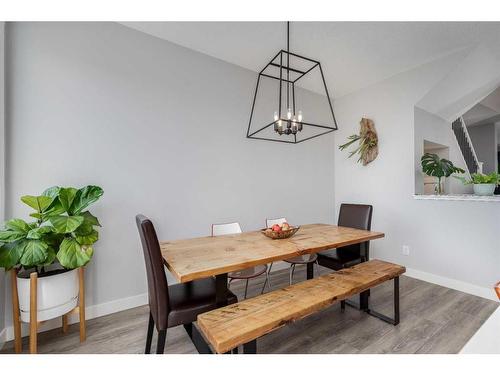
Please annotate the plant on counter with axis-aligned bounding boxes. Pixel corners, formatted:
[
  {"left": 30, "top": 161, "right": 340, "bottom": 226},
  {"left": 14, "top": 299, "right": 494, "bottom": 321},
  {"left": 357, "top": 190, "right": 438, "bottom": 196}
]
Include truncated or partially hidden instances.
[
  {"left": 0, "top": 185, "right": 104, "bottom": 274},
  {"left": 454, "top": 172, "right": 500, "bottom": 196},
  {"left": 421, "top": 153, "right": 465, "bottom": 195}
]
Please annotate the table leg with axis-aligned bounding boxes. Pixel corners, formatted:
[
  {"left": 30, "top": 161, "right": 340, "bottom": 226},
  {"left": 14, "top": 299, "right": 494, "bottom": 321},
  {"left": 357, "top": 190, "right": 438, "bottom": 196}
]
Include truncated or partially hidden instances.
[
  {"left": 306, "top": 262, "right": 314, "bottom": 280},
  {"left": 215, "top": 273, "right": 228, "bottom": 307}
]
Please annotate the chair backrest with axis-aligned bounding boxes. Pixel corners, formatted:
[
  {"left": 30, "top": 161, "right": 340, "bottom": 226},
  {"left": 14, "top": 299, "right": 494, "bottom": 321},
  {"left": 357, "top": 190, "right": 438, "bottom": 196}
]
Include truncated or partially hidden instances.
[
  {"left": 337, "top": 204, "right": 373, "bottom": 258},
  {"left": 266, "top": 217, "right": 287, "bottom": 228},
  {"left": 212, "top": 222, "right": 242, "bottom": 236},
  {"left": 136, "top": 214, "right": 170, "bottom": 330}
]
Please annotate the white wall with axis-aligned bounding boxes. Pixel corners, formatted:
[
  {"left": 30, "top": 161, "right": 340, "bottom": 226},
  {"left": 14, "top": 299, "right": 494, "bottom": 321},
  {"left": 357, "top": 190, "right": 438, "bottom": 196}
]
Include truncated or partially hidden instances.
[
  {"left": 334, "top": 50, "right": 500, "bottom": 299},
  {"left": 3, "top": 22, "right": 335, "bottom": 334}
]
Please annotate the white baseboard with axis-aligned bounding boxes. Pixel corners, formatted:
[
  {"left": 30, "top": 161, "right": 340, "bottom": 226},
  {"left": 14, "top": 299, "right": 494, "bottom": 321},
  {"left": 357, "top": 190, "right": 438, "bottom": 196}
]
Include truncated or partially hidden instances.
[
  {"left": 3, "top": 292, "right": 148, "bottom": 343},
  {"left": 405, "top": 267, "right": 498, "bottom": 301},
  {"left": 0, "top": 327, "right": 6, "bottom": 351}
]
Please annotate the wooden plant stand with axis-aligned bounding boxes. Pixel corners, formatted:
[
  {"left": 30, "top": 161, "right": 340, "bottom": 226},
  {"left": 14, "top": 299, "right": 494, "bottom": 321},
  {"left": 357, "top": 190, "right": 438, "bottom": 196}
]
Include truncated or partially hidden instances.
[{"left": 11, "top": 267, "right": 86, "bottom": 354}]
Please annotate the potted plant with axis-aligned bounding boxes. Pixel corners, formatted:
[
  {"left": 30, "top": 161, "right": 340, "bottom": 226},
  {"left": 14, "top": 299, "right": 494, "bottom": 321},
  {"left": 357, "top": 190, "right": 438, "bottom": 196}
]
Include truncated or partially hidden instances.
[
  {"left": 421, "top": 153, "right": 464, "bottom": 195},
  {"left": 0, "top": 185, "right": 103, "bottom": 322},
  {"left": 455, "top": 172, "right": 500, "bottom": 196}
]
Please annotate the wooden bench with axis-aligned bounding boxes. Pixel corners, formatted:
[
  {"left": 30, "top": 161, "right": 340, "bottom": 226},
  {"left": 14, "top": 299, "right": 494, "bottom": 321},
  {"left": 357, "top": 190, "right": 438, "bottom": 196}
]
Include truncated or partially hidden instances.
[{"left": 196, "top": 259, "right": 405, "bottom": 354}]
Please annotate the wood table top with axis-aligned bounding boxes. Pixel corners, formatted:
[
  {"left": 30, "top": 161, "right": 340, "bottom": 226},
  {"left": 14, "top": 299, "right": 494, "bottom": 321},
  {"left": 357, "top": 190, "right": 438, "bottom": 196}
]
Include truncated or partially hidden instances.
[{"left": 160, "top": 223, "right": 384, "bottom": 283}]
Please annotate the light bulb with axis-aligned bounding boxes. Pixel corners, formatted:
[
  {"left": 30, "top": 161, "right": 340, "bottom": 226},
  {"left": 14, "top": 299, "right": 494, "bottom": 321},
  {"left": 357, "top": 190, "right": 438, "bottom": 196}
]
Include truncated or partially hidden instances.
[
  {"left": 273, "top": 111, "right": 279, "bottom": 121},
  {"left": 298, "top": 110, "right": 303, "bottom": 122},
  {"left": 287, "top": 108, "right": 292, "bottom": 120}
]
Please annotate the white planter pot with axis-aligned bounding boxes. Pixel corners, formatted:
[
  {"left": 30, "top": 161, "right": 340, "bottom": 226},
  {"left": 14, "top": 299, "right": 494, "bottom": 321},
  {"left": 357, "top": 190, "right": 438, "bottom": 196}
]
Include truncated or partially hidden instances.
[
  {"left": 17, "top": 269, "right": 79, "bottom": 323},
  {"left": 473, "top": 183, "right": 496, "bottom": 196}
]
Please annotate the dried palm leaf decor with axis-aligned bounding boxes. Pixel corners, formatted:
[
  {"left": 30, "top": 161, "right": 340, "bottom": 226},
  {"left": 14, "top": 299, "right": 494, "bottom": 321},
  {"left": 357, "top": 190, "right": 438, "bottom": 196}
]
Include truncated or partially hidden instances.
[{"left": 339, "top": 118, "right": 378, "bottom": 165}]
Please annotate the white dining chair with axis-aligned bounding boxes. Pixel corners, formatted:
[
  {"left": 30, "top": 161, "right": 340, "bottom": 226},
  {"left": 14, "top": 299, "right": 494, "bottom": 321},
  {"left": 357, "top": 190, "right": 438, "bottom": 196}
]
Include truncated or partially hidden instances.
[
  {"left": 266, "top": 217, "right": 320, "bottom": 285},
  {"left": 211, "top": 222, "right": 270, "bottom": 299}
]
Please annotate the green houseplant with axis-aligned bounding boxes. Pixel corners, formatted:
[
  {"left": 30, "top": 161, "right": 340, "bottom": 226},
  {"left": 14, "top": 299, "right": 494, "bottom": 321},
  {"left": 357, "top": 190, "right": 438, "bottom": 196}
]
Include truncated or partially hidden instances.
[
  {"left": 0, "top": 185, "right": 103, "bottom": 323},
  {"left": 455, "top": 172, "right": 500, "bottom": 196},
  {"left": 421, "top": 153, "right": 464, "bottom": 195}
]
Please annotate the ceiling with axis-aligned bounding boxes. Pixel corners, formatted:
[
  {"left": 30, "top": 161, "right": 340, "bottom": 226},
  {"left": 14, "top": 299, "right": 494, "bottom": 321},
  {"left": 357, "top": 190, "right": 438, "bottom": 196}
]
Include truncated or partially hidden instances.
[{"left": 121, "top": 22, "right": 500, "bottom": 98}]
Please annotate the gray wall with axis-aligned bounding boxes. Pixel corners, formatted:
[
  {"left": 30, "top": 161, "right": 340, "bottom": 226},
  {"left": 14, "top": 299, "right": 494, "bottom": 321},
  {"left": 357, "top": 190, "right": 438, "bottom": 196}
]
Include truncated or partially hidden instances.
[
  {"left": 334, "top": 50, "right": 500, "bottom": 298},
  {"left": 3, "top": 22, "right": 335, "bottom": 329},
  {"left": 468, "top": 123, "right": 498, "bottom": 174}
]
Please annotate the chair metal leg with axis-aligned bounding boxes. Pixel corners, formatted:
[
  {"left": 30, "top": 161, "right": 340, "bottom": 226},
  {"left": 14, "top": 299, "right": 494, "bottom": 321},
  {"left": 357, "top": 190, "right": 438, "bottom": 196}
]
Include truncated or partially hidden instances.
[
  {"left": 341, "top": 300, "right": 346, "bottom": 312},
  {"left": 156, "top": 329, "right": 167, "bottom": 354},
  {"left": 315, "top": 260, "right": 320, "bottom": 276},
  {"left": 244, "top": 279, "right": 249, "bottom": 299},
  {"left": 261, "top": 270, "right": 271, "bottom": 294},
  {"left": 145, "top": 312, "right": 154, "bottom": 354}
]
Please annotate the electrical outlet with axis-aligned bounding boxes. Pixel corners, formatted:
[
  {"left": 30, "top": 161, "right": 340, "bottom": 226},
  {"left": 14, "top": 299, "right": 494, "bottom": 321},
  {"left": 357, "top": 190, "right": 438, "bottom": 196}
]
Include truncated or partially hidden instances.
[{"left": 402, "top": 245, "right": 410, "bottom": 256}]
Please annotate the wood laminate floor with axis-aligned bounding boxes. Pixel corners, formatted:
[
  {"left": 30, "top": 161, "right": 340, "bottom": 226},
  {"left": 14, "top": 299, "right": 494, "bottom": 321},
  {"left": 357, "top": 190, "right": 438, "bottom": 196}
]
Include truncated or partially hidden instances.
[{"left": 1, "top": 265, "right": 498, "bottom": 354}]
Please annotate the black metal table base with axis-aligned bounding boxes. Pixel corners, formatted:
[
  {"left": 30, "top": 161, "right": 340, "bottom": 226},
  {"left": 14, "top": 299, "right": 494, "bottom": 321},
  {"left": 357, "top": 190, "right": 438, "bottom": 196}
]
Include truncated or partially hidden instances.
[
  {"left": 190, "top": 323, "right": 257, "bottom": 354},
  {"left": 342, "top": 277, "right": 400, "bottom": 326}
]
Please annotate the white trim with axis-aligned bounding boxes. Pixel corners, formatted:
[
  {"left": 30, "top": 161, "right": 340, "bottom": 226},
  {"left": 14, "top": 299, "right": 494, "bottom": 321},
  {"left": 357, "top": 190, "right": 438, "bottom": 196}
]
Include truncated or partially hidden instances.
[
  {"left": 405, "top": 267, "right": 498, "bottom": 301},
  {"left": 414, "top": 194, "right": 500, "bottom": 202},
  {"left": 0, "top": 327, "right": 6, "bottom": 351},
  {"left": 3, "top": 292, "right": 148, "bottom": 343}
]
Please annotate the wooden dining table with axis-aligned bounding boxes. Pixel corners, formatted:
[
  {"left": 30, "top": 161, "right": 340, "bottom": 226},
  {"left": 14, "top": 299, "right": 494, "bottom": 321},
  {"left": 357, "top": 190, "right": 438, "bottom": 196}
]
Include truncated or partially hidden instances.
[{"left": 160, "top": 223, "right": 384, "bottom": 353}]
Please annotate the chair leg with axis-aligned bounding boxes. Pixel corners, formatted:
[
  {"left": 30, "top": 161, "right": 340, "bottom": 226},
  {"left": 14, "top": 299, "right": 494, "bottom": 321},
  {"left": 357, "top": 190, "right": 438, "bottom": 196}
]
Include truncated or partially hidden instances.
[
  {"left": 341, "top": 300, "right": 346, "bottom": 312},
  {"left": 244, "top": 279, "right": 249, "bottom": 299},
  {"left": 315, "top": 260, "right": 321, "bottom": 276},
  {"left": 156, "top": 329, "right": 167, "bottom": 354},
  {"left": 145, "top": 313, "right": 154, "bottom": 354},
  {"left": 260, "top": 263, "right": 273, "bottom": 294}
]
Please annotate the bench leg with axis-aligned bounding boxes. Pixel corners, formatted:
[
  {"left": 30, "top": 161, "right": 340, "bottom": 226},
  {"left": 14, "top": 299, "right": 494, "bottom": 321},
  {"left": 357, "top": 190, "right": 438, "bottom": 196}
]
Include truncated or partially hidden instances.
[
  {"left": 243, "top": 340, "right": 257, "bottom": 354},
  {"left": 344, "top": 277, "right": 400, "bottom": 326},
  {"left": 306, "top": 262, "right": 314, "bottom": 280},
  {"left": 191, "top": 324, "right": 213, "bottom": 354}
]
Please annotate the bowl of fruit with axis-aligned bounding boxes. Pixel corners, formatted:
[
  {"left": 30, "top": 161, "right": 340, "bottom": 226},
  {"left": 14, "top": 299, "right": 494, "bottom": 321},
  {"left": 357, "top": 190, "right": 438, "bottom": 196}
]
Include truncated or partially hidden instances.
[{"left": 261, "top": 222, "right": 300, "bottom": 240}]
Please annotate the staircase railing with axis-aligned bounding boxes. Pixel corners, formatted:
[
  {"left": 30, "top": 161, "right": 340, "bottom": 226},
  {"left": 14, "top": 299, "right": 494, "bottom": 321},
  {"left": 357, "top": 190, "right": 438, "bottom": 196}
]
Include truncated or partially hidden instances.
[{"left": 452, "top": 117, "right": 480, "bottom": 174}]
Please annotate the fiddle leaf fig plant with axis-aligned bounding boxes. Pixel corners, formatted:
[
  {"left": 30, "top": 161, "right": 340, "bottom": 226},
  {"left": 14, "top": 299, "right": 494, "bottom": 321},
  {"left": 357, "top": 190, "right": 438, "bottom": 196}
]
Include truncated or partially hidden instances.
[
  {"left": 0, "top": 185, "right": 103, "bottom": 273},
  {"left": 421, "top": 153, "right": 464, "bottom": 194}
]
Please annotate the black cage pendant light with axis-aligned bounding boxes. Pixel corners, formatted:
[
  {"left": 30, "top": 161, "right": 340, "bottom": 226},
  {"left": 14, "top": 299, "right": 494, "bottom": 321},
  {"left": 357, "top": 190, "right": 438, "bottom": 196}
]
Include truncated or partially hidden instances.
[{"left": 246, "top": 22, "right": 338, "bottom": 144}]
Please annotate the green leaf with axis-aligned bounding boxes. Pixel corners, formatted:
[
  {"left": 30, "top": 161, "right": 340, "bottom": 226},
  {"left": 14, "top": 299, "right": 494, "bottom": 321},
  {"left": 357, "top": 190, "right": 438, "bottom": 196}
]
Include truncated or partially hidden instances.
[
  {"left": 41, "top": 247, "right": 57, "bottom": 266},
  {"left": 58, "top": 187, "right": 78, "bottom": 213},
  {"left": 48, "top": 215, "right": 84, "bottom": 234},
  {"left": 19, "top": 240, "right": 48, "bottom": 268},
  {"left": 42, "top": 186, "right": 60, "bottom": 199},
  {"left": 21, "top": 195, "right": 54, "bottom": 213},
  {"left": 81, "top": 211, "right": 101, "bottom": 227},
  {"left": 5, "top": 218, "right": 31, "bottom": 233},
  {"left": 0, "top": 220, "right": 37, "bottom": 243},
  {"left": 0, "top": 229, "right": 27, "bottom": 243},
  {"left": 76, "top": 229, "right": 98, "bottom": 246},
  {"left": 421, "top": 153, "right": 465, "bottom": 179},
  {"left": 26, "top": 226, "right": 53, "bottom": 240},
  {"left": 57, "top": 238, "right": 92, "bottom": 268},
  {"left": 0, "top": 241, "right": 24, "bottom": 270},
  {"left": 69, "top": 186, "right": 103, "bottom": 215}
]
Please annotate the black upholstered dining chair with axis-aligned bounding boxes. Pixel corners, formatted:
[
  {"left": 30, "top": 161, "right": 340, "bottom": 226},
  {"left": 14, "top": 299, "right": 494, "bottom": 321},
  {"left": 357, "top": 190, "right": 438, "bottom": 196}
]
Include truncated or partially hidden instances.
[
  {"left": 317, "top": 204, "right": 373, "bottom": 310},
  {"left": 136, "top": 214, "right": 237, "bottom": 354},
  {"left": 317, "top": 204, "right": 373, "bottom": 270}
]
